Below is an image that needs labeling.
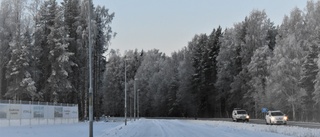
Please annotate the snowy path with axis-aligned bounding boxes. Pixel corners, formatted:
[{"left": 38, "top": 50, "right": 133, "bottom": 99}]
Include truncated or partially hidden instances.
[{"left": 100, "top": 119, "right": 293, "bottom": 137}]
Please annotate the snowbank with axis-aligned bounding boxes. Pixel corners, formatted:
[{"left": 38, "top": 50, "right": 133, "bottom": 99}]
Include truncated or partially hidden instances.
[{"left": 190, "top": 120, "right": 320, "bottom": 137}]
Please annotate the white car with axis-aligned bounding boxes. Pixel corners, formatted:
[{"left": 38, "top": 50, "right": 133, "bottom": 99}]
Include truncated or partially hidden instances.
[
  {"left": 265, "top": 110, "right": 287, "bottom": 125},
  {"left": 232, "top": 109, "right": 249, "bottom": 122}
]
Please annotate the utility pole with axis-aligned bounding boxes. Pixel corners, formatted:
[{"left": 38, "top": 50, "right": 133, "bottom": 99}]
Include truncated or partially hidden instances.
[
  {"left": 125, "top": 59, "right": 127, "bottom": 125},
  {"left": 134, "top": 79, "right": 136, "bottom": 121},
  {"left": 137, "top": 89, "right": 140, "bottom": 119},
  {"left": 88, "top": 0, "right": 93, "bottom": 136}
]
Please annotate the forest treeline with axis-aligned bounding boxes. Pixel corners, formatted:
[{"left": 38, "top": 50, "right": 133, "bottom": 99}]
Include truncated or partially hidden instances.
[
  {"left": 104, "top": 1, "right": 320, "bottom": 122},
  {"left": 0, "top": 0, "right": 114, "bottom": 120},
  {"left": 2, "top": 0, "right": 320, "bottom": 122}
]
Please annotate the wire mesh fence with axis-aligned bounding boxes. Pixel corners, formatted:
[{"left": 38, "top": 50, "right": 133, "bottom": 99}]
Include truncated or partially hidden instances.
[
  {"left": 0, "top": 100, "right": 78, "bottom": 127},
  {"left": 0, "top": 100, "right": 77, "bottom": 106}
]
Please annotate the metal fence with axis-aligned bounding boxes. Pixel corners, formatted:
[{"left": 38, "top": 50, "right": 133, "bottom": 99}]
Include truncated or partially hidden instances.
[
  {"left": 0, "top": 100, "right": 77, "bottom": 106},
  {"left": 0, "top": 100, "right": 78, "bottom": 127}
]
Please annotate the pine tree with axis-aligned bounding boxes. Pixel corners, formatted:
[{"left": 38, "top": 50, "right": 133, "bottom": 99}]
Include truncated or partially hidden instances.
[
  {"left": 6, "top": 29, "right": 38, "bottom": 100},
  {"left": 206, "top": 26, "right": 222, "bottom": 117},
  {"left": 301, "top": 44, "right": 318, "bottom": 121},
  {"left": 189, "top": 34, "right": 209, "bottom": 117},
  {"left": 303, "top": 0, "right": 320, "bottom": 121},
  {"left": 104, "top": 49, "right": 124, "bottom": 116},
  {"left": 0, "top": 0, "right": 13, "bottom": 99},
  {"left": 3, "top": 0, "right": 37, "bottom": 100},
  {"left": 176, "top": 48, "right": 196, "bottom": 117},
  {"left": 40, "top": 0, "right": 74, "bottom": 103},
  {"left": 93, "top": 5, "right": 115, "bottom": 118},
  {"left": 62, "top": 0, "right": 80, "bottom": 104},
  {"left": 215, "top": 28, "right": 238, "bottom": 117},
  {"left": 34, "top": 0, "right": 57, "bottom": 101}
]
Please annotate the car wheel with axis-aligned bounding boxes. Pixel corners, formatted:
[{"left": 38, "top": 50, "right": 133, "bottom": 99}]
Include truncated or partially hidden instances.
[{"left": 246, "top": 119, "right": 249, "bottom": 122}]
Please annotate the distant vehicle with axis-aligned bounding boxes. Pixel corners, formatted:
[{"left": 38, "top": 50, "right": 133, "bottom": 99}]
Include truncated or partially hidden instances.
[
  {"left": 265, "top": 110, "right": 287, "bottom": 125},
  {"left": 232, "top": 108, "right": 249, "bottom": 122}
]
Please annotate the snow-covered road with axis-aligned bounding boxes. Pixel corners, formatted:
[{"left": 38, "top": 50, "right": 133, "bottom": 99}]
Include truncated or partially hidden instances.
[
  {"left": 100, "top": 119, "right": 293, "bottom": 137},
  {"left": 2, "top": 119, "right": 320, "bottom": 137}
]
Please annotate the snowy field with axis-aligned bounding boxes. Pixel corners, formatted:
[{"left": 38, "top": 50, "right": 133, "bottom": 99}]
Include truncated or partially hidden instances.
[{"left": 1, "top": 119, "right": 320, "bottom": 137}]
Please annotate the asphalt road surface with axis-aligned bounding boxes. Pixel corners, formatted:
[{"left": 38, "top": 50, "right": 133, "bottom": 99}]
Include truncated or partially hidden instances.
[
  {"left": 206, "top": 118, "right": 320, "bottom": 129},
  {"left": 146, "top": 117, "right": 320, "bottom": 128}
]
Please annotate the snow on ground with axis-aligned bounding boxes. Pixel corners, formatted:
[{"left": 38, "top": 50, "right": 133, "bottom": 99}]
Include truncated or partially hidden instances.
[
  {"left": 189, "top": 120, "right": 320, "bottom": 137},
  {"left": 0, "top": 121, "right": 122, "bottom": 137},
  {"left": 1, "top": 119, "right": 320, "bottom": 137}
]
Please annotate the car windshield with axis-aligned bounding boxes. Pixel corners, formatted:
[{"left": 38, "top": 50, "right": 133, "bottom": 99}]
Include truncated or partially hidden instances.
[
  {"left": 237, "top": 110, "right": 247, "bottom": 114},
  {"left": 271, "top": 112, "right": 284, "bottom": 116}
]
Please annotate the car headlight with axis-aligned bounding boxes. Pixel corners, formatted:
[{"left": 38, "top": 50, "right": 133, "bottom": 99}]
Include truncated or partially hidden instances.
[
  {"left": 246, "top": 115, "right": 249, "bottom": 119},
  {"left": 283, "top": 116, "right": 288, "bottom": 121},
  {"left": 271, "top": 117, "right": 275, "bottom": 121}
]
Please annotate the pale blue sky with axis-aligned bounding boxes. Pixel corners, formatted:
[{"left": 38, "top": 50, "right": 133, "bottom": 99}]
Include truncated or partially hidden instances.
[{"left": 95, "top": 0, "right": 307, "bottom": 55}]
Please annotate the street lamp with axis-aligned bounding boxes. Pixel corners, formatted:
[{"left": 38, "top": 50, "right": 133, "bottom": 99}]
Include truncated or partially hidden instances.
[
  {"left": 124, "top": 59, "right": 127, "bottom": 125},
  {"left": 137, "top": 89, "right": 140, "bottom": 119},
  {"left": 134, "top": 78, "right": 139, "bottom": 121},
  {"left": 88, "top": 0, "right": 94, "bottom": 137}
]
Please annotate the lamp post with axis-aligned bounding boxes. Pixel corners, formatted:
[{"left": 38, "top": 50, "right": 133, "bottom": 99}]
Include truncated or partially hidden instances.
[
  {"left": 124, "top": 59, "right": 128, "bottom": 125},
  {"left": 88, "top": 0, "right": 93, "bottom": 136},
  {"left": 134, "top": 78, "right": 138, "bottom": 121},
  {"left": 137, "top": 89, "right": 140, "bottom": 119}
]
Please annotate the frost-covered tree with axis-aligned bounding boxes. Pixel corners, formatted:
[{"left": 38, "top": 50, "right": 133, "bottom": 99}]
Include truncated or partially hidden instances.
[
  {"left": 4, "top": 0, "right": 38, "bottom": 100},
  {"left": 202, "top": 27, "right": 222, "bottom": 117},
  {"left": 229, "top": 21, "right": 247, "bottom": 110},
  {"left": 135, "top": 49, "right": 164, "bottom": 116},
  {"left": 39, "top": 0, "right": 74, "bottom": 103},
  {"left": 231, "top": 10, "right": 271, "bottom": 115},
  {"left": 103, "top": 49, "right": 123, "bottom": 116},
  {"left": 27, "top": 0, "right": 43, "bottom": 100},
  {"left": 301, "top": 44, "right": 318, "bottom": 121},
  {"left": 215, "top": 28, "right": 238, "bottom": 117},
  {"left": 148, "top": 56, "right": 170, "bottom": 116},
  {"left": 6, "top": 28, "right": 38, "bottom": 100},
  {"left": 33, "top": 0, "right": 58, "bottom": 100},
  {"left": 61, "top": 0, "right": 80, "bottom": 104},
  {"left": 301, "top": 0, "right": 320, "bottom": 121},
  {"left": 0, "top": 0, "right": 13, "bottom": 99},
  {"left": 176, "top": 48, "right": 196, "bottom": 117},
  {"left": 267, "top": 8, "right": 306, "bottom": 120},
  {"left": 189, "top": 34, "right": 210, "bottom": 117},
  {"left": 247, "top": 45, "right": 272, "bottom": 118},
  {"left": 93, "top": 5, "right": 115, "bottom": 117}
]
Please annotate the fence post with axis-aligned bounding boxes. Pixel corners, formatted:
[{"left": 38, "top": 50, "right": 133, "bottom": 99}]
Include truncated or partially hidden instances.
[
  {"left": 67, "top": 103, "right": 69, "bottom": 124},
  {"left": 61, "top": 103, "right": 62, "bottom": 124},
  {"left": 29, "top": 101, "right": 31, "bottom": 127},
  {"left": 54, "top": 103, "right": 55, "bottom": 125},
  {"left": 38, "top": 101, "right": 40, "bottom": 124},
  {"left": 20, "top": 100, "right": 22, "bottom": 126},
  {"left": 46, "top": 102, "right": 49, "bottom": 125},
  {"left": 8, "top": 100, "right": 11, "bottom": 126}
]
